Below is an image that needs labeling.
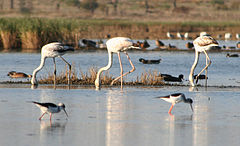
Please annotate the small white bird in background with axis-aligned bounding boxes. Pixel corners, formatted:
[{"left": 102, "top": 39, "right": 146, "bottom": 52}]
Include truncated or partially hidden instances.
[
  {"left": 184, "top": 32, "right": 189, "bottom": 40},
  {"left": 236, "top": 33, "right": 240, "bottom": 40},
  {"left": 200, "top": 32, "right": 209, "bottom": 37},
  {"left": 225, "top": 33, "right": 232, "bottom": 41},
  {"left": 167, "top": 32, "right": 174, "bottom": 39},
  {"left": 32, "top": 101, "right": 68, "bottom": 121},
  {"left": 31, "top": 42, "right": 74, "bottom": 87},
  {"left": 177, "top": 32, "right": 184, "bottom": 39},
  {"left": 156, "top": 93, "right": 193, "bottom": 115}
]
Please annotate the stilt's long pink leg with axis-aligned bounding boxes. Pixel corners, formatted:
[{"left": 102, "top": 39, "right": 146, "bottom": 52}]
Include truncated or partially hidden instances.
[
  {"left": 110, "top": 52, "right": 135, "bottom": 86},
  {"left": 168, "top": 104, "right": 174, "bottom": 115},
  {"left": 39, "top": 112, "right": 47, "bottom": 120}
]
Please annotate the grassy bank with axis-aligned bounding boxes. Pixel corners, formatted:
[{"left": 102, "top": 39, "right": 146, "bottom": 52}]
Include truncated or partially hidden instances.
[{"left": 0, "top": 17, "right": 240, "bottom": 51}]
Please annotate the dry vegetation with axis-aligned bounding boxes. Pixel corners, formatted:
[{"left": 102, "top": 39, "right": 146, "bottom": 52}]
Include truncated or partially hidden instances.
[
  {"left": 37, "top": 67, "right": 165, "bottom": 86},
  {"left": 0, "top": 0, "right": 239, "bottom": 22},
  {"left": 0, "top": 0, "right": 239, "bottom": 51}
]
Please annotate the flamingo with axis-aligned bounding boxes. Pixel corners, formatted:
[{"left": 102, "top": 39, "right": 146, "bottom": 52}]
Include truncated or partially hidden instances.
[
  {"left": 95, "top": 37, "right": 140, "bottom": 90},
  {"left": 31, "top": 42, "right": 74, "bottom": 86},
  {"left": 189, "top": 35, "right": 219, "bottom": 87}
]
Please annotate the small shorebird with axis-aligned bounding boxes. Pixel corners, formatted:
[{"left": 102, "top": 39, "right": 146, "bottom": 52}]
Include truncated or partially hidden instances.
[
  {"left": 32, "top": 101, "right": 68, "bottom": 121},
  {"left": 156, "top": 93, "right": 193, "bottom": 115},
  {"left": 7, "top": 71, "right": 32, "bottom": 78}
]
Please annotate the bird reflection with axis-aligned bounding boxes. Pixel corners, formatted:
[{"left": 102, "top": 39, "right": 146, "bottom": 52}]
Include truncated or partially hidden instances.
[
  {"left": 167, "top": 114, "right": 193, "bottom": 146},
  {"left": 31, "top": 84, "right": 38, "bottom": 89},
  {"left": 40, "top": 120, "right": 67, "bottom": 135},
  {"left": 105, "top": 89, "right": 125, "bottom": 146}
]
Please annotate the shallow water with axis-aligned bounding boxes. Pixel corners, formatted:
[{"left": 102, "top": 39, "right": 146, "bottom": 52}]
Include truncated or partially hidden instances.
[
  {"left": 0, "top": 39, "right": 240, "bottom": 146},
  {"left": 0, "top": 50, "right": 239, "bottom": 87},
  {"left": 0, "top": 86, "right": 240, "bottom": 146}
]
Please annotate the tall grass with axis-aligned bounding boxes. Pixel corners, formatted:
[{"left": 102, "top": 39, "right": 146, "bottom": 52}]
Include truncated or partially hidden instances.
[{"left": 1, "top": 17, "right": 240, "bottom": 50}]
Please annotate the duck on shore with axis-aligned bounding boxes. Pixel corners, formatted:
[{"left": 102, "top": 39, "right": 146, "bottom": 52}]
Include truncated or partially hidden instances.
[
  {"left": 139, "top": 58, "right": 161, "bottom": 64},
  {"left": 7, "top": 71, "right": 32, "bottom": 78}
]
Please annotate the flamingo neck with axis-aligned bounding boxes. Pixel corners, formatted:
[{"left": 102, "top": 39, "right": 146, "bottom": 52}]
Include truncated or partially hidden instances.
[
  {"left": 95, "top": 51, "right": 113, "bottom": 89},
  {"left": 31, "top": 56, "right": 46, "bottom": 85},
  {"left": 189, "top": 50, "right": 199, "bottom": 86}
]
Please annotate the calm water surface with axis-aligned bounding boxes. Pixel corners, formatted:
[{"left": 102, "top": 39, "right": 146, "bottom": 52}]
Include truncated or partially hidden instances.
[
  {"left": 0, "top": 50, "right": 239, "bottom": 87},
  {"left": 0, "top": 86, "right": 240, "bottom": 146},
  {"left": 0, "top": 40, "right": 240, "bottom": 146}
]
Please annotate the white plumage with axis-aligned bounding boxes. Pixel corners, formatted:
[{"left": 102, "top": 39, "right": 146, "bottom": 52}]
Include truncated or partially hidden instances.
[
  {"left": 156, "top": 93, "right": 193, "bottom": 115},
  {"left": 32, "top": 101, "right": 68, "bottom": 121},
  {"left": 225, "top": 33, "right": 232, "bottom": 40},
  {"left": 177, "top": 32, "right": 184, "bottom": 39},
  {"left": 31, "top": 42, "right": 74, "bottom": 86},
  {"left": 95, "top": 37, "right": 140, "bottom": 90},
  {"left": 189, "top": 36, "right": 219, "bottom": 86}
]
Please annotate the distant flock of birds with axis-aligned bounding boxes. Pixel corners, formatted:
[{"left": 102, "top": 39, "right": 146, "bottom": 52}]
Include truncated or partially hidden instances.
[
  {"left": 79, "top": 32, "right": 240, "bottom": 51},
  {"left": 167, "top": 31, "right": 240, "bottom": 41},
  {"left": 5, "top": 33, "right": 240, "bottom": 117}
]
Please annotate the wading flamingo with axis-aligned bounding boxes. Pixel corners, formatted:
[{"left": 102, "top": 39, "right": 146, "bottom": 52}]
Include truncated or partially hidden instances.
[
  {"left": 31, "top": 42, "right": 74, "bottom": 87},
  {"left": 189, "top": 36, "right": 219, "bottom": 87},
  {"left": 95, "top": 37, "right": 140, "bottom": 90},
  {"left": 155, "top": 93, "right": 193, "bottom": 115}
]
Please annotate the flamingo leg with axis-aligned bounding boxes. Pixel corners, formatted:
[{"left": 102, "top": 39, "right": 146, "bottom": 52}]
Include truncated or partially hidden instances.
[
  {"left": 205, "top": 54, "right": 208, "bottom": 86},
  {"left": 60, "top": 56, "right": 71, "bottom": 86},
  {"left": 39, "top": 112, "right": 47, "bottom": 120},
  {"left": 196, "top": 50, "right": 211, "bottom": 80},
  {"left": 117, "top": 52, "right": 123, "bottom": 89},
  {"left": 53, "top": 58, "right": 56, "bottom": 86},
  {"left": 110, "top": 52, "right": 135, "bottom": 86},
  {"left": 168, "top": 104, "right": 174, "bottom": 114}
]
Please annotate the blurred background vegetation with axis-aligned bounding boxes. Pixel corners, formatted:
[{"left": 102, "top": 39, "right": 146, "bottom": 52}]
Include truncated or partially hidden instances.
[
  {"left": 0, "top": 0, "right": 239, "bottom": 22},
  {"left": 0, "top": 0, "right": 239, "bottom": 50}
]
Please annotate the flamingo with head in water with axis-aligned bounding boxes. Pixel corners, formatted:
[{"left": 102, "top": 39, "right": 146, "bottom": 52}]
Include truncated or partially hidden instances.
[
  {"left": 189, "top": 35, "right": 219, "bottom": 87},
  {"left": 31, "top": 42, "right": 74, "bottom": 87},
  {"left": 95, "top": 37, "right": 140, "bottom": 90}
]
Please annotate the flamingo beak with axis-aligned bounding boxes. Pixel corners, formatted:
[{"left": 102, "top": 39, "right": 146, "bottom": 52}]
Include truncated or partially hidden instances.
[
  {"left": 190, "top": 103, "right": 194, "bottom": 112},
  {"left": 63, "top": 109, "right": 68, "bottom": 117}
]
